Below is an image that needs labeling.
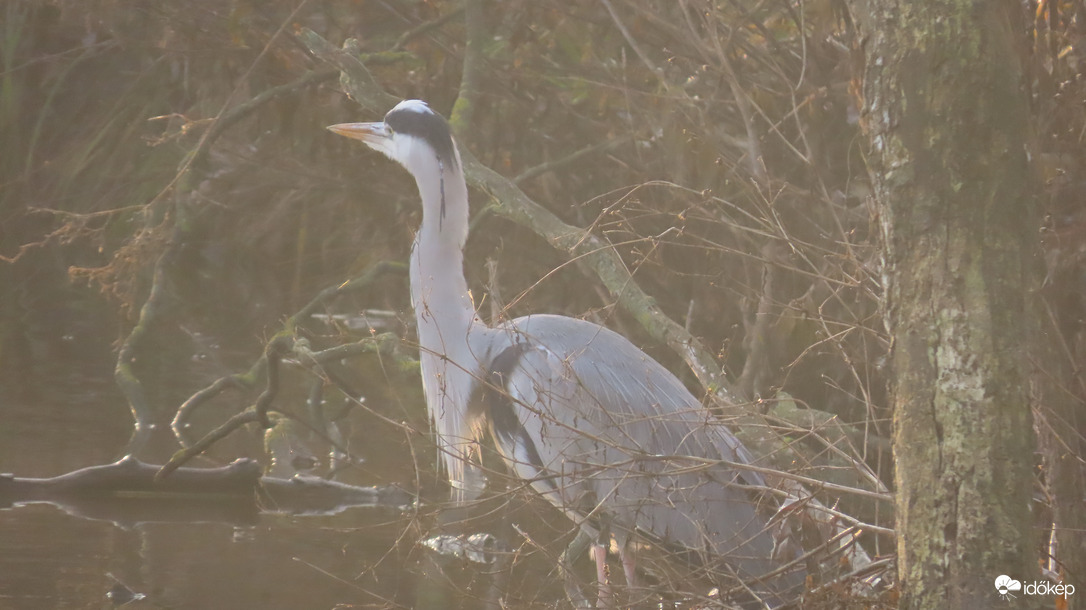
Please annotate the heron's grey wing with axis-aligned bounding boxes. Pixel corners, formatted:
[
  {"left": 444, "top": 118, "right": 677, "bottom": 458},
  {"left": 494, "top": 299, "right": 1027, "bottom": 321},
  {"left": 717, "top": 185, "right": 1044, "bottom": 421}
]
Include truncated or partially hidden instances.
[{"left": 483, "top": 315, "right": 784, "bottom": 583}]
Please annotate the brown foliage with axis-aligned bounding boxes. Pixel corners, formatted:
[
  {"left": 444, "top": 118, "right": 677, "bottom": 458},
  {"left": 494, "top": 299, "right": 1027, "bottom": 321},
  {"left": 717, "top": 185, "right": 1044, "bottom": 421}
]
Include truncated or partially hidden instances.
[{"left": 3, "top": 0, "right": 1084, "bottom": 605}]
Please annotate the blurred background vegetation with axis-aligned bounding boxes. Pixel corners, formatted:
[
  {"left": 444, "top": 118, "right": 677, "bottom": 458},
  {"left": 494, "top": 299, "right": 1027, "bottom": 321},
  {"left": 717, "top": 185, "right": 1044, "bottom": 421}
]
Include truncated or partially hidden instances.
[{"left": 1, "top": 0, "right": 1084, "bottom": 579}]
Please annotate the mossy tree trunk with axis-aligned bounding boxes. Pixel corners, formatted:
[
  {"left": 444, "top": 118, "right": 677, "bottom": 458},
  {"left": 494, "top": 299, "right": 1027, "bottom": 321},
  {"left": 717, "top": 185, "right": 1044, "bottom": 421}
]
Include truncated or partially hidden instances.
[{"left": 845, "top": 1, "right": 1043, "bottom": 607}]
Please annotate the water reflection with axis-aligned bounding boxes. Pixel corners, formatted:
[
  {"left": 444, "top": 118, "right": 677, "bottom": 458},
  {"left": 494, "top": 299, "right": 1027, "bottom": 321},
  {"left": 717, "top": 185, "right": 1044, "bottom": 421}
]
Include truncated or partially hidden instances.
[
  {"left": 0, "top": 414, "right": 568, "bottom": 608},
  {"left": 0, "top": 310, "right": 576, "bottom": 609}
]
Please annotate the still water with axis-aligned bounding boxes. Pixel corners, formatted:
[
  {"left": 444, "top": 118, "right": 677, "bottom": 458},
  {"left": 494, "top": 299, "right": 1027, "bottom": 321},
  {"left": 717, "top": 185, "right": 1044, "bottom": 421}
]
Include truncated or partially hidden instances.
[{"left": 0, "top": 295, "right": 573, "bottom": 609}]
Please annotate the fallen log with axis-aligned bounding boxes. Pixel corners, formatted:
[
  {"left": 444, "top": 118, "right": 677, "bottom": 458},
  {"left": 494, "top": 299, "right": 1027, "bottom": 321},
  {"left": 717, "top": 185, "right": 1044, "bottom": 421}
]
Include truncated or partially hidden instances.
[{"left": 0, "top": 456, "right": 413, "bottom": 525}]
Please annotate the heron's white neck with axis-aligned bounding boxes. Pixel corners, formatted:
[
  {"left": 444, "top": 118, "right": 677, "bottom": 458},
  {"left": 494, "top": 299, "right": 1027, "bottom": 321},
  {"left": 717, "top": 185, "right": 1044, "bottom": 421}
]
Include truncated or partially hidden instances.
[
  {"left": 410, "top": 156, "right": 473, "bottom": 335},
  {"left": 407, "top": 150, "right": 482, "bottom": 494}
]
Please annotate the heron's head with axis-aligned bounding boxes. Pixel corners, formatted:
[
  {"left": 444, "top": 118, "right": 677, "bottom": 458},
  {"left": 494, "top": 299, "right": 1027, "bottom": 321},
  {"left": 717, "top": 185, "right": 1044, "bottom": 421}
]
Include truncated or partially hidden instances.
[{"left": 328, "top": 100, "right": 458, "bottom": 176}]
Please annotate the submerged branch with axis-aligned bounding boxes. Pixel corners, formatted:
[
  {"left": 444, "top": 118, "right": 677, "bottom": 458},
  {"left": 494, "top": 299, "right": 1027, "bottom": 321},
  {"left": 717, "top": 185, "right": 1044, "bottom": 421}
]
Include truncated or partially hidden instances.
[
  {"left": 165, "top": 262, "right": 410, "bottom": 473},
  {"left": 0, "top": 456, "right": 412, "bottom": 522},
  {"left": 114, "top": 222, "right": 179, "bottom": 440}
]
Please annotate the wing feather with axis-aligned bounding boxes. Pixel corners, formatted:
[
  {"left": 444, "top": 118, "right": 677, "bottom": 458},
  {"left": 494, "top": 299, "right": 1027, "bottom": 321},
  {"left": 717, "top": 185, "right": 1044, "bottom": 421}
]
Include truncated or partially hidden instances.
[{"left": 472, "top": 314, "right": 798, "bottom": 596}]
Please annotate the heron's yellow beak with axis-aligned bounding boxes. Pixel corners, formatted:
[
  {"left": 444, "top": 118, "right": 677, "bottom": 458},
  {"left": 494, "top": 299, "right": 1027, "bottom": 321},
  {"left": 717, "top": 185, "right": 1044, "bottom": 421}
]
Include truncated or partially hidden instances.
[{"left": 326, "top": 122, "right": 388, "bottom": 145}]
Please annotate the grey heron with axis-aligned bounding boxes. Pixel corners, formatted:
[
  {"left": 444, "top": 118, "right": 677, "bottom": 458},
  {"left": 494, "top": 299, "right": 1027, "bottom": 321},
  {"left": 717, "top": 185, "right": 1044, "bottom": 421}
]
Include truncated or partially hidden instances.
[{"left": 328, "top": 100, "right": 803, "bottom": 607}]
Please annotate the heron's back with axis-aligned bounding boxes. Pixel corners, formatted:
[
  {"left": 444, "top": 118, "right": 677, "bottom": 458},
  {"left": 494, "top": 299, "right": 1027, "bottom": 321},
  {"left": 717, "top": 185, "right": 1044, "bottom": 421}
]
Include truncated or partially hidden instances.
[{"left": 474, "top": 314, "right": 800, "bottom": 598}]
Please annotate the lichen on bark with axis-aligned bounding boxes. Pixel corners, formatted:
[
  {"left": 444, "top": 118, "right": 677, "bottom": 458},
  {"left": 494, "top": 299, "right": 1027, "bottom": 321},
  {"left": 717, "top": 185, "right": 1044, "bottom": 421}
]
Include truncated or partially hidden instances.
[{"left": 845, "top": 0, "right": 1043, "bottom": 607}]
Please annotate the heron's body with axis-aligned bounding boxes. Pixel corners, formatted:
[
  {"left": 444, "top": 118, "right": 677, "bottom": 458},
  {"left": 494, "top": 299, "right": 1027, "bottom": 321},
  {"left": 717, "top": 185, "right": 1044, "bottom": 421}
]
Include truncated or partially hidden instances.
[
  {"left": 475, "top": 314, "right": 779, "bottom": 572},
  {"left": 329, "top": 100, "right": 801, "bottom": 606}
]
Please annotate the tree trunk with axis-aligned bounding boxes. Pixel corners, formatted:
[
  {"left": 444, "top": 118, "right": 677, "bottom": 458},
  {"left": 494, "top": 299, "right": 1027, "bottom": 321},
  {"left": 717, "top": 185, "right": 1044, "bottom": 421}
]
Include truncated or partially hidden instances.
[{"left": 845, "top": 1, "right": 1042, "bottom": 607}]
